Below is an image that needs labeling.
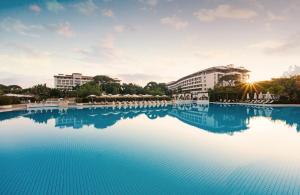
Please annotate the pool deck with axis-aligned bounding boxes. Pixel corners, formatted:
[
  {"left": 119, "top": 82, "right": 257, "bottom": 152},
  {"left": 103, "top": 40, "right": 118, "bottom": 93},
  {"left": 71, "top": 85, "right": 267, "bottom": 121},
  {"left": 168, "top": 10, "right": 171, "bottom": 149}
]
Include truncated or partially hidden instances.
[
  {"left": 210, "top": 102, "right": 300, "bottom": 107},
  {"left": 1, "top": 101, "right": 300, "bottom": 113},
  {"left": 0, "top": 102, "right": 173, "bottom": 113}
]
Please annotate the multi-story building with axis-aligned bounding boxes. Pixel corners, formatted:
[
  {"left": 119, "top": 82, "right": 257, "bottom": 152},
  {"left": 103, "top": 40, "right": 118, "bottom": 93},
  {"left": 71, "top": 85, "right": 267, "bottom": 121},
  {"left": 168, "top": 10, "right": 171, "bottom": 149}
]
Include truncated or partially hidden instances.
[
  {"left": 54, "top": 73, "right": 93, "bottom": 90},
  {"left": 167, "top": 64, "right": 250, "bottom": 100}
]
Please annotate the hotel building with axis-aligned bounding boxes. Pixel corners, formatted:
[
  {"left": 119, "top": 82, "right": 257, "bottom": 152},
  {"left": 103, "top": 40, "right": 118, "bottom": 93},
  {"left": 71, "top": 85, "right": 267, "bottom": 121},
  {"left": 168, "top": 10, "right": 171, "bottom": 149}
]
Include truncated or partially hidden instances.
[
  {"left": 54, "top": 73, "right": 93, "bottom": 90},
  {"left": 167, "top": 64, "right": 250, "bottom": 99}
]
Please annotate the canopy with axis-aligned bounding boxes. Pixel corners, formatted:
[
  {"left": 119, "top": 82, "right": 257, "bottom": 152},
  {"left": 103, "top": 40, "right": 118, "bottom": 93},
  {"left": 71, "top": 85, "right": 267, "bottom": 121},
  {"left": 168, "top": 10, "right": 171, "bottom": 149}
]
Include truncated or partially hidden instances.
[
  {"left": 266, "top": 91, "right": 271, "bottom": 100},
  {"left": 258, "top": 92, "right": 263, "bottom": 99}
]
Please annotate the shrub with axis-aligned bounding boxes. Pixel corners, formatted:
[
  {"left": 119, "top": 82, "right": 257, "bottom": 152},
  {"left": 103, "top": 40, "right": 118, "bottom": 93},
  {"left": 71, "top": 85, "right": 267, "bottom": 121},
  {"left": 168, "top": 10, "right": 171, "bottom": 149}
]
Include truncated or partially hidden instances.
[{"left": 0, "top": 96, "right": 21, "bottom": 105}]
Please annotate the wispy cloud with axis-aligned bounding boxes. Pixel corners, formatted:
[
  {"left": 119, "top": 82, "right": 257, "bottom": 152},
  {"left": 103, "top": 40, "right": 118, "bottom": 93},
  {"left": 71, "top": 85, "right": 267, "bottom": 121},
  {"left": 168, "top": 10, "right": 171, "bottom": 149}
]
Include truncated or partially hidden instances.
[
  {"left": 73, "top": 0, "right": 98, "bottom": 15},
  {"left": 283, "top": 65, "right": 300, "bottom": 77},
  {"left": 195, "top": 50, "right": 230, "bottom": 59},
  {"left": 194, "top": 4, "right": 257, "bottom": 22},
  {"left": 266, "top": 11, "right": 286, "bottom": 21},
  {"left": 55, "top": 22, "right": 75, "bottom": 38},
  {"left": 117, "top": 73, "right": 166, "bottom": 86},
  {"left": 29, "top": 4, "right": 42, "bottom": 13},
  {"left": 114, "top": 24, "right": 135, "bottom": 33},
  {"left": 74, "top": 34, "right": 124, "bottom": 63},
  {"left": 138, "top": 0, "right": 159, "bottom": 7},
  {"left": 101, "top": 9, "right": 114, "bottom": 17},
  {"left": 46, "top": 0, "right": 64, "bottom": 12},
  {"left": 0, "top": 17, "right": 43, "bottom": 37},
  {"left": 160, "top": 16, "right": 188, "bottom": 30},
  {"left": 249, "top": 33, "right": 300, "bottom": 54}
]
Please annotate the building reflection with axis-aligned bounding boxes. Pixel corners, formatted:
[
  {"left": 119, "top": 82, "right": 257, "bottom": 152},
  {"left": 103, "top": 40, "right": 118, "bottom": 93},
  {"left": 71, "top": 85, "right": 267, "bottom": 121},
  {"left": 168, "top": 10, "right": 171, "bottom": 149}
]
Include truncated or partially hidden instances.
[
  {"left": 169, "top": 104, "right": 250, "bottom": 134},
  {"left": 1, "top": 104, "right": 300, "bottom": 134}
]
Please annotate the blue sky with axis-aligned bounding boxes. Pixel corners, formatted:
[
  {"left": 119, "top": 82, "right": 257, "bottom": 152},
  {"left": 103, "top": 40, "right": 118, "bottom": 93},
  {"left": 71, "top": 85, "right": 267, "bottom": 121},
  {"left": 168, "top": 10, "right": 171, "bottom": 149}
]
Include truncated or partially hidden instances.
[{"left": 1, "top": 0, "right": 300, "bottom": 87}]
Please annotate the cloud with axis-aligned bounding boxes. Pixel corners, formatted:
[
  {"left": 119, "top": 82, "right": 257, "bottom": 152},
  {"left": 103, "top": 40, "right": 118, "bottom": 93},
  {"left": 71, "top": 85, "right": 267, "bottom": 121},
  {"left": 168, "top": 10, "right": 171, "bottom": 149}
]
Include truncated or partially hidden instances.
[
  {"left": 194, "top": 4, "right": 257, "bottom": 22},
  {"left": 0, "top": 43, "right": 54, "bottom": 87},
  {"left": 46, "top": 0, "right": 64, "bottom": 12},
  {"left": 114, "top": 24, "right": 135, "bottom": 33},
  {"left": 0, "top": 72, "right": 52, "bottom": 88},
  {"left": 195, "top": 50, "right": 230, "bottom": 59},
  {"left": 101, "top": 9, "right": 114, "bottom": 17},
  {"left": 74, "top": 34, "right": 124, "bottom": 63},
  {"left": 117, "top": 73, "right": 165, "bottom": 86},
  {"left": 73, "top": 0, "right": 98, "bottom": 15},
  {"left": 138, "top": 0, "right": 159, "bottom": 7},
  {"left": 283, "top": 65, "right": 300, "bottom": 77},
  {"left": 55, "top": 22, "right": 75, "bottom": 38},
  {"left": 267, "top": 11, "right": 285, "bottom": 21},
  {"left": 249, "top": 33, "right": 300, "bottom": 54},
  {"left": 29, "top": 4, "right": 42, "bottom": 13},
  {"left": 0, "top": 17, "right": 43, "bottom": 37},
  {"left": 160, "top": 16, "right": 188, "bottom": 30},
  {"left": 4, "top": 42, "right": 51, "bottom": 58}
]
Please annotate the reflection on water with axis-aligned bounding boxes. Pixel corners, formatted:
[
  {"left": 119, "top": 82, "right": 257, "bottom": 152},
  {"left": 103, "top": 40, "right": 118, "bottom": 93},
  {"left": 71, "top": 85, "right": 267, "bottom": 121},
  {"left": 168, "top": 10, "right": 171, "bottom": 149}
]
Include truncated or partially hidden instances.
[
  {"left": 1, "top": 104, "right": 300, "bottom": 194},
  {"left": 1, "top": 104, "right": 300, "bottom": 134}
]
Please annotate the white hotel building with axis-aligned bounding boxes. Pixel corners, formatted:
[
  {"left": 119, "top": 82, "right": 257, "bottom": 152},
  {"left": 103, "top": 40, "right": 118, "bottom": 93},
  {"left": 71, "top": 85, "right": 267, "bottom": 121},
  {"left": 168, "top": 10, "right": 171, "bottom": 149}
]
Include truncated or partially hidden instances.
[
  {"left": 167, "top": 64, "right": 250, "bottom": 100},
  {"left": 54, "top": 73, "right": 93, "bottom": 90}
]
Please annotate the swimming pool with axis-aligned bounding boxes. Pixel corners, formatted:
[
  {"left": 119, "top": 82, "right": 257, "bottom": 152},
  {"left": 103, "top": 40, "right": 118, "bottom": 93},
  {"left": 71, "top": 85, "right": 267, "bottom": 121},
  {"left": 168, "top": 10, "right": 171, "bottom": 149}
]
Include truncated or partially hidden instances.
[{"left": 1, "top": 104, "right": 300, "bottom": 194}]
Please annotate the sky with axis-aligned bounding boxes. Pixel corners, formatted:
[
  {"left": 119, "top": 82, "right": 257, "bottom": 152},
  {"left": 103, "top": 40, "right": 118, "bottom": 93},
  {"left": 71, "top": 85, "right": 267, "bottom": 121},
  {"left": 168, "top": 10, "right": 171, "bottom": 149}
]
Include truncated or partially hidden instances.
[{"left": 0, "top": 0, "right": 300, "bottom": 88}]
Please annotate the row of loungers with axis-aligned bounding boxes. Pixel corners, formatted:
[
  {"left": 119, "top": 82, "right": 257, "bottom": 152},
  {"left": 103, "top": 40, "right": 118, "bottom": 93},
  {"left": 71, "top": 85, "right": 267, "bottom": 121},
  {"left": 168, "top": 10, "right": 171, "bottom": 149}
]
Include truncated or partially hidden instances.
[
  {"left": 219, "top": 99, "right": 274, "bottom": 104},
  {"left": 89, "top": 100, "right": 170, "bottom": 106},
  {"left": 243, "top": 100, "right": 274, "bottom": 104}
]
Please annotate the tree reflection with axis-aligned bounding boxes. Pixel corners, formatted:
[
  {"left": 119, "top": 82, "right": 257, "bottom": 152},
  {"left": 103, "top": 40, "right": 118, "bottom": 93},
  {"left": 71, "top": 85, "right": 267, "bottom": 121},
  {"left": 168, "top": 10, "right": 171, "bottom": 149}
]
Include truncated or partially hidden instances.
[{"left": 1, "top": 104, "right": 300, "bottom": 134}]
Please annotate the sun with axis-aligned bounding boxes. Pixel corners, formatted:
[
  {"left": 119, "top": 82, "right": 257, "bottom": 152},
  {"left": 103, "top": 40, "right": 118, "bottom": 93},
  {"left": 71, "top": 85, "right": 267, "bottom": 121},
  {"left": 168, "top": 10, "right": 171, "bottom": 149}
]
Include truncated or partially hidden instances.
[{"left": 247, "top": 77, "right": 257, "bottom": 84}]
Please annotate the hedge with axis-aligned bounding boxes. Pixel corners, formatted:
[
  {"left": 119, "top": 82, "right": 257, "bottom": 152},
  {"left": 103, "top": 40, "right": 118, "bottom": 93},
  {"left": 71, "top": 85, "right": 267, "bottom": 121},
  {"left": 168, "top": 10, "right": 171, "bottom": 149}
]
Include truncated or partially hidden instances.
[{"left": 0, "top": 96, "right": 21, "bottom": 105}]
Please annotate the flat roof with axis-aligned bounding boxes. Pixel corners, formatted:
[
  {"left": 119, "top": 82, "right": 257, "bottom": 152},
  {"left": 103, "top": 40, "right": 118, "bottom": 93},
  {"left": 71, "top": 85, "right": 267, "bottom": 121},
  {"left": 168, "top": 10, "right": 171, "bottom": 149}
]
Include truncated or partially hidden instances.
[{"left": 167, "top": 65, "right": 250, "bottom": 85}]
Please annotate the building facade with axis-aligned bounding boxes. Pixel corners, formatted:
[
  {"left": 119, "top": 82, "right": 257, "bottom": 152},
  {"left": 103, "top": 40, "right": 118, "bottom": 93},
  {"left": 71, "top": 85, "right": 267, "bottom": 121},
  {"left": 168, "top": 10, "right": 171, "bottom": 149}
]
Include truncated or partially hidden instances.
[
  {"left": 54, "top": 73, "right": 93, "bottom": 90},
  {"left": 167, "top": 64, "right": 250, "bottom": 100}
]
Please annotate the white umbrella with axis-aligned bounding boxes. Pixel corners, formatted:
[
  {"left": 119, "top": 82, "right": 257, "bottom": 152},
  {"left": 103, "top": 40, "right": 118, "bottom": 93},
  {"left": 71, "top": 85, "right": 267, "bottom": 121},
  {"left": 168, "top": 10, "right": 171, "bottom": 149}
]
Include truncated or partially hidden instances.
[
  {"left": 246, "top": 93, "right": 250, "bottom": 100},
  {"left": 87, "top": 95, "right": 96, "bottom": 98},
  {"left": 253, "top": 93, "right": 257, "bottom": 100},
  {"left": 266, "top": 91, "right": 271, "bottom": 100},
  {"left": 258, "top": 92, "right": 263, "bottom": 99}
]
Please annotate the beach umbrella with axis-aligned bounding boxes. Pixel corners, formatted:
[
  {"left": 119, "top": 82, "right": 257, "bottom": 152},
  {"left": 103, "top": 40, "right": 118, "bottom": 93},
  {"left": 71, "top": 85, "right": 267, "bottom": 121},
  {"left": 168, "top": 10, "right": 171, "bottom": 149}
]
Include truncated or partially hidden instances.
[
  {"left": 87, "top": 94, "right": 96, "bottom": 102},
  {"left": 258, "top": 92, "right": 263, "bottom": 99},
  {"left": 253, "top": 93, "right": 257, "bottom": 100},
  {"left": 246, "top": 93, "right": 250, "bottom": 100},
  {"left": 266, "top": 91, "right": 271, "bottom": 100}
]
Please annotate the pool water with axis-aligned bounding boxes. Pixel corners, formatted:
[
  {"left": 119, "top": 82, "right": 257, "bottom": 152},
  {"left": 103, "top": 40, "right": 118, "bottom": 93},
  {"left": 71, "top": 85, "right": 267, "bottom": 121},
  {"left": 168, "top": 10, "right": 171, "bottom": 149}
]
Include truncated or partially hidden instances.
[{"left": 1, "top": 104, "right": 300, "bottom": 194}]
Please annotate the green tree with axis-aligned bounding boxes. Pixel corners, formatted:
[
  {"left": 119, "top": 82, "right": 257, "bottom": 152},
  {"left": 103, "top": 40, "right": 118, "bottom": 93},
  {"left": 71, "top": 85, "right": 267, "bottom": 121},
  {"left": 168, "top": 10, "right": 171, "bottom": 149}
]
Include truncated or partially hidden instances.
[
  {"left": 29, "top": 84, "right": 51, "bottom": 100},
  {"left": 219, "top": 74, "right": 241, "bottom": 87},
  {"left": 93, "top": 75, "right": 115, "bottom": 84},
  {"left": 121, "top": 83, "right": 145, "bottom": 94},
  {"left": 144, "top": 82, "right": 169, "bottom": 95},
  {"left": 77, "top": 82, "right": 102, "bottom": 97}
]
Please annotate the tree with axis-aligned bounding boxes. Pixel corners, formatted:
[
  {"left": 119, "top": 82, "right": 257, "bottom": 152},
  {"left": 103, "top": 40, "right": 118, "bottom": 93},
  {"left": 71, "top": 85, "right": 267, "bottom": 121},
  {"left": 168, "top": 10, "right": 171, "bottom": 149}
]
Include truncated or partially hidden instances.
[
  {"left": 121, "top": 83, "right": 145, "bottom": 94},
  {"left": 93, "top": 75, "right": 115, "bottom": 84},
  {"left": 219, "top": 74, "right": 241, "bottom": 87},
  {"left": 29, "top": 84, "right": 51, "bottom": 100},
  {"left": 76, "top": 82, "right": 102, "bottom": 97},
  {"left": 49, "top": 88, "right": 65, "bottom": 98},
  {"left": 144, "top": 82, "right": 169, "bottom": 95}
]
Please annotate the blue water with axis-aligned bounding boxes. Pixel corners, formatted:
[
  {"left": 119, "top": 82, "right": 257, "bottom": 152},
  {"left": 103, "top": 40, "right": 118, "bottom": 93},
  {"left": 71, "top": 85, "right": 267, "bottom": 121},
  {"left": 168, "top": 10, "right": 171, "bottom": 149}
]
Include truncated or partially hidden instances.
[{"left": 1, "top": 104, "right": 300, "bottom": 194}]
